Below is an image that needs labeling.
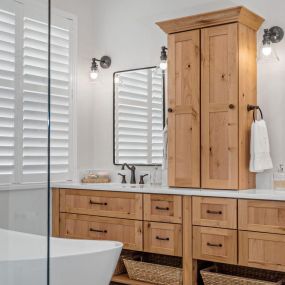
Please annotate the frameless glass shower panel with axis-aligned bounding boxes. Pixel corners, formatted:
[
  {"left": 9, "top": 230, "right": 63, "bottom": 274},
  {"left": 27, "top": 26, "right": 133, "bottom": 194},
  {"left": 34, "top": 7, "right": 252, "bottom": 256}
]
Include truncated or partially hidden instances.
[{"left": 0, "top": 0, "right": 50, "bottom": 284}]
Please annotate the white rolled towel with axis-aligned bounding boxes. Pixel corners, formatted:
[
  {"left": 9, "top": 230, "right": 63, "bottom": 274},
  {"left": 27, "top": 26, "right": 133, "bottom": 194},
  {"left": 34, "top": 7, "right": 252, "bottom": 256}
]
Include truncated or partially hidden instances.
[{"left": 249, "top": 119, "right": 273, "bottom": 173}]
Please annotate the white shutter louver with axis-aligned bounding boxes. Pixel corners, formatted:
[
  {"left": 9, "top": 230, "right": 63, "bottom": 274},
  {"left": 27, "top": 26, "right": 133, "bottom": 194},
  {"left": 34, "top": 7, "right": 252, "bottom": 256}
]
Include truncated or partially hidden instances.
[
  {"left": 115, "top": 68, "right": 164, "bottom": 165},
  {"left": 0, "top": 8, "right": 16, "bottom": 183},
  {"left": 22, "top": 16, "right": 72, "bottom": 182}
]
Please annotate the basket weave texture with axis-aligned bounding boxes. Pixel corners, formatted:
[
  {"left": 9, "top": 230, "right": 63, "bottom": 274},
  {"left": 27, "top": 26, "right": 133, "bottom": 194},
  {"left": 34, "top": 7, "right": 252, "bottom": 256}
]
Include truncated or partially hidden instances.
[
  {"left": 123, "top": 254, "right": 182, "bottom": 285},
  {"left": 113, "top": 251, "right": 140, "bottom": 275},
  {"left": 201, "top": 264, "right": 285, "bottom": 285}
]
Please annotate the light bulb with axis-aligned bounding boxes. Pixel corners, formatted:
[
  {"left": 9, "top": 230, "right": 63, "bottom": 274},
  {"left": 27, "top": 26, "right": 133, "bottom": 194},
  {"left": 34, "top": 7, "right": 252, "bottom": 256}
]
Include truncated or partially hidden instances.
[
  {"left": 90, "top": 70, "right": 98, "bottom": 80},
  {"left": 262, "top": 43, "right": 272, "bottom": 56},
  {"left": 160, "top": 60, "right": 167, "bottom": 70}
]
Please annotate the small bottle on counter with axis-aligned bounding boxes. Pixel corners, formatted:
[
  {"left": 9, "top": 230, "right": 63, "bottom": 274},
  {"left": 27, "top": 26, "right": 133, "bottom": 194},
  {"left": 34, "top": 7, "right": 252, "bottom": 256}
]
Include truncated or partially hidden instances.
[{"left": 273, "top": 164, "right": 285, "bottom": 190}]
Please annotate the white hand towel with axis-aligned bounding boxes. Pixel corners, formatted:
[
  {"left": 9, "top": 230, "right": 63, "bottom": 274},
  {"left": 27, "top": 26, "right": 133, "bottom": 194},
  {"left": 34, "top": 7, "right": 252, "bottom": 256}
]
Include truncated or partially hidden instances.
[
  {"left": 162, "top": 124, "right": 168, "bottom": 170},
  {"left": 249, "top": 119, "right": 273, "bottom": 172}
]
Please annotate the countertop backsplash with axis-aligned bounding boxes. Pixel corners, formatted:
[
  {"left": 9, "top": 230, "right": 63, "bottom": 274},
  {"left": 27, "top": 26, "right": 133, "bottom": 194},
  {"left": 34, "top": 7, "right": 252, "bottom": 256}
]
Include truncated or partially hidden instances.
[{"left": 78, "top": 166, "right": 167, "bottom": 185}]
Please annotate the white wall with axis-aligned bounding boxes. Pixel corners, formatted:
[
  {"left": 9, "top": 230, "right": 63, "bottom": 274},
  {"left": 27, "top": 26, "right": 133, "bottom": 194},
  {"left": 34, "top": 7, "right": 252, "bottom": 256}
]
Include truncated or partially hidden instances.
[{"left": 54, "top": 0, "right": 285, "bottom": 188}]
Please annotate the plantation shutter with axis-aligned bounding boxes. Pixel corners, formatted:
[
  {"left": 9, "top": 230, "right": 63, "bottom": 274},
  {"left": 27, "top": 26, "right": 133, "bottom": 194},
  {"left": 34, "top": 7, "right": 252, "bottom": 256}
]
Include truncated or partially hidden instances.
[
  {"left": 21, "top": 12, "right": 73, "bottom": 182},
  {"left": 0, "top": 8, "right": 16, "bottom": 183},
  {"left": 115, "top": 68, "right": 164, "bottom": 165},
  {"left": 151, "top": 72, "right": 164, "bottom": 164}
]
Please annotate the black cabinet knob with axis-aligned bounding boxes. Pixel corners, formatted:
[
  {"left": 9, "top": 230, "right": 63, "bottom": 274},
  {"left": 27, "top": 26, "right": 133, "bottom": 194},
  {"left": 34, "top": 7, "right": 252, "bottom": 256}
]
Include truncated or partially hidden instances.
[
  {"left": 229, "top": 104, "right": 235, "bottom": 109},
  {"left": 168, "top": 108, "right": 173, "bottom": 113}
]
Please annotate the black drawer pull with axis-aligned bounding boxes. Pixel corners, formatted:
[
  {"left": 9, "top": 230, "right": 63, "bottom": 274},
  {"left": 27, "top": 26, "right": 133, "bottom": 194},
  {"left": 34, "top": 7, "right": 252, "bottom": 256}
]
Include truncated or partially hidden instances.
[
  {"left": 206, "top": 210, "right": 222, "bottom": 215},
  {"left": 89, "top": 228, "right": 107, "bottom": 233},
  {"left": 89, "top": 200, "right": 108, "bottom": 206},
  {"left": 156, "top": 236, "right": 170, "bottom": 241},
  {"left": 207, "top": 242, "right": 222, "bottom": 248},
  {"left": 155, "top": 206, "right": 170, "bottom": 211}
]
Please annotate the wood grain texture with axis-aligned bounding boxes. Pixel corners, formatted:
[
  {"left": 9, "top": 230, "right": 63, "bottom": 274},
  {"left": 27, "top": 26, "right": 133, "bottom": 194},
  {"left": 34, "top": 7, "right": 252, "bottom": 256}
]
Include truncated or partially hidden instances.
[
  {"left": 239, "top": 231, "right": 285, "bottom": 272},
  {"left": 59, "top": 189, "right": 143, "bottom": 220},
  {"left": 239, "top": 199, "right": 285, "bottom": 234},
  {"left": 183, "top": 196, "right": 196, "bottom": 285},
  {"left": 52, "top": 188, "right": 60, "bottom": 237},
  {"left": 144, "top": 194, "right": 182, "bottom": 224},
  {"left": 201, "top": 24, "right": 239, "bottom": 190},
  {"left": 192, "top": 197, "right": 237, "bottom": 229},
  {"left": 193, "top": 226, "right": 237, "bottom": 264},
  {"left": 156, "top": 6, "right": 264, "bottom": 34},
  {"left": 112, "top": 274, "right": 153, "bottom": 285},
  {"left": 168, "top": 30, "right": 200, "bottom": 188},
  {"left": 60, "top": 213, "right": 143, "bottom": 251},
  {"left": 144, "top": 221, "right": 182, "bottom": 256},
  {"left": 238, "top": 24, "right": 257, "bottom": 189}
]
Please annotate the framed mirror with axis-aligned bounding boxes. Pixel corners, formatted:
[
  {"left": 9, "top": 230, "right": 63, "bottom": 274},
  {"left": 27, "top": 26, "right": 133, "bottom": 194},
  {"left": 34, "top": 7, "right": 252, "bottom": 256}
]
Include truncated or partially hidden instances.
[{"left": 113, "top": 66, "right": 165, "bottom": 165}]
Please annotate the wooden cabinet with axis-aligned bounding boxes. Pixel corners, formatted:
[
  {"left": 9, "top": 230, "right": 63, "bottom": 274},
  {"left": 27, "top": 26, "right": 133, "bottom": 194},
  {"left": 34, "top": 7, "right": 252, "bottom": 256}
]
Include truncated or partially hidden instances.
[
  {"left": 144, "top": 222, "right": 182, "bottom": 256},
  {"left": 157, "top": 6, "right": 263, "bottom": 190},
  {"left": 239, "top": 231, "right": 285, "bottom": 272},
  {"left": 239, "top": 200, "right": 285, "bottom": 234},
  {"left": 167, "top": 30, "right": 200, "bottom": 188},
  {"left": 201, "top": 24, "right": 239, "bottom": 189},
  {"left": 59, "top": 189, "right": 143, "bottom": 220},
  {"left": 60, "top": 213, "right": 143, "bottom": 251},
  {"left": 193, "top": 226, "right": 237, "bottom": 264},
  {"left": 192, "top": 197, "right": 237, "bottom": 229},
  {"left": 144, "top": 194, "right": 182, "bottom": 223}
]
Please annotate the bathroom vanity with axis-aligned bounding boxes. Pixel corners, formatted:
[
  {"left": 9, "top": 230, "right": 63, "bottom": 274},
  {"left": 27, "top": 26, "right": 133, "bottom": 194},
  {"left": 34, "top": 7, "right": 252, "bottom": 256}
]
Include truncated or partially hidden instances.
[
  {"left": 51, "top": 5, "right": 284, "bottom": 285},
  {"left": 52, "top": 184, "right": 285, "bottom": 285}
]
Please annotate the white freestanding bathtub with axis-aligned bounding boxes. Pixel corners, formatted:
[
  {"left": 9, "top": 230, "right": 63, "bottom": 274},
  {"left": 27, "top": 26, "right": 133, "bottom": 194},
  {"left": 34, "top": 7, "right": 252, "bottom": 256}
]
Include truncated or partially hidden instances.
[{"left": 0, "top": 229, "right": 122, "bottom": 285}]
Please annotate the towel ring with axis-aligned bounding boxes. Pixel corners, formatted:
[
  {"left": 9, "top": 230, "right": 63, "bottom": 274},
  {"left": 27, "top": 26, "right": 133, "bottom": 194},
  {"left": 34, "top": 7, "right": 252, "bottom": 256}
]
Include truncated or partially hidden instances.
[{"left": 253, "top": 107, "right": 263, "bottom": 122}]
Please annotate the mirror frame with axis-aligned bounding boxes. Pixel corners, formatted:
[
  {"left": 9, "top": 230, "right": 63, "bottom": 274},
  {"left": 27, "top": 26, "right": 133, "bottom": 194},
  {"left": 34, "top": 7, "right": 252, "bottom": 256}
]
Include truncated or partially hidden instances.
[{"left": 113, "top": 66, "right": 166, "bottom": 166}]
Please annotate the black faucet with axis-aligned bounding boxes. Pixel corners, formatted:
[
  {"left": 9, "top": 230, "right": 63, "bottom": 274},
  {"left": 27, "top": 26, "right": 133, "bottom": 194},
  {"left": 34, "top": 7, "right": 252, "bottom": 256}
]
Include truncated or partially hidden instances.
[{"left": 121, "top": 163, "right": 136, "bottom": 184}]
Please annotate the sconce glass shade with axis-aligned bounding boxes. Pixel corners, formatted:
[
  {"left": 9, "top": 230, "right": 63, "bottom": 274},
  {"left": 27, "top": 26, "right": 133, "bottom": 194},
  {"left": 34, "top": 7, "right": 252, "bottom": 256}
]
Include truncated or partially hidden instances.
[
  {"left": 90, "top": 69, "right": 99, "bottom": 80},
  {"left": 262, "top": 42, "right": 272, "bottom": 56},
  {"left": 160, "top": 46, "right": 168, "bottom": 70},
  {"left": 159, "top": 60, "right": 167, "bottom": 70},
  {"left": 258, "top": 42, "right": 280, "bottom": 62},
  {"left": 90, "top": 58, "right": 99, "bottom": 80},
  {"left": 259, "top": 26, "right": 284, "bottom": 62}
]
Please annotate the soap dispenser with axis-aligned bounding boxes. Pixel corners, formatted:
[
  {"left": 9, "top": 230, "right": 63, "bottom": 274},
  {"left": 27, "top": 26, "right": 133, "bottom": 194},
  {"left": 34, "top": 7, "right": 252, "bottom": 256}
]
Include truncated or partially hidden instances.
[{"left": 273, "top": 164, "right": 285, "bottom": 189}]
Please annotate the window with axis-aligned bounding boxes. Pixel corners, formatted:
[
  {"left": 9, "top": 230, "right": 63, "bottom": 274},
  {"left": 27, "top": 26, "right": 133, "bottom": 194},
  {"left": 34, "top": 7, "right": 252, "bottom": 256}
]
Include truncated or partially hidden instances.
[
  {"left": 0, "top": 0, "right": 75, "bottom": 185},
  {"left": 114, "top": 67, "right": 165, "bottom": 165},
  {"left": 0, "top": 8, "right": 16, "bottom": 184}
]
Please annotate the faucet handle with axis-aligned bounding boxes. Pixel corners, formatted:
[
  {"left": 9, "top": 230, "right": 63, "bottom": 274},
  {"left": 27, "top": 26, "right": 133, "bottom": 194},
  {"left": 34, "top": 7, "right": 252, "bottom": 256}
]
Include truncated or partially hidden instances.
[
  {"left": 139, "top": 174, "right": 149, "bottom": 185},
  {"left": 118, "top": 173, "right": 127, "bottom": 184}
]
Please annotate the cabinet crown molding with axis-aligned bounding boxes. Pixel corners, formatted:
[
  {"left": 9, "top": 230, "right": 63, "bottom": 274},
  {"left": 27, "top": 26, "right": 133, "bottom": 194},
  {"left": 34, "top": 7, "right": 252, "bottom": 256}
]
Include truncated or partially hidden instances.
[{"left": 156, "top": 6, "right": 264, "bottom": 34}]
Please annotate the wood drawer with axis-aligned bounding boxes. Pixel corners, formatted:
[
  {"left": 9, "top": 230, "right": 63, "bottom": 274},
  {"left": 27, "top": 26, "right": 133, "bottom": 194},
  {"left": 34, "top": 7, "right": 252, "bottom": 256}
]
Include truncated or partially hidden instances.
[
  {"left": 239, "top": 231, "right": 285, "bottom": 272},
  {"left": 193, "top": 226, "right": 237, "bottom": 264},
  {"left": 192, "top": 197, "right": 237, "bottom": 229},
  {"left": 59, "top": 213, "right": 143, "bottom": 251},
  {"left": 144, "top": 222, "right": 182, "bottom": 256},
  {"left": 144, "top": 194, "right": 182, "bottom": 224},
  {"left": 60, "top": 189, "right": 143, "bottom": 220},
  {"left": 239, "top": 200, "right": 285, "bottom": 234}
]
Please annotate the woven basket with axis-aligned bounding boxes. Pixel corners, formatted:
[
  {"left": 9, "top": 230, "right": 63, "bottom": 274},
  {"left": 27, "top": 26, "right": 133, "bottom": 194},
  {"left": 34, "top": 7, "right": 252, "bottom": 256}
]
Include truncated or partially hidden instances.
[
  {"left": 123, "top": 254, "right": 183, "bottom": 285},
  {"left": 113, "top": 251, "right": 140, "bottom": 276},
  {"left": 201, "top": 264, "right": 285, "bottom": 285}
]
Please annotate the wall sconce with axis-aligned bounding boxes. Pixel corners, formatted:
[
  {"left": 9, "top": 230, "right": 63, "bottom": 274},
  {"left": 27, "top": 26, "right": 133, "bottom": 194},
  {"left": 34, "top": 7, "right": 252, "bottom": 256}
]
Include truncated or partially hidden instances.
[
  {"left": 260, "top": 26, "right": 284, "bottom": 61},
  {"left": 160, "top": 46, "right": 168, "bottom": 70},
  {"left": 90, "top": 56, "right": 111, "bottom": 80}
]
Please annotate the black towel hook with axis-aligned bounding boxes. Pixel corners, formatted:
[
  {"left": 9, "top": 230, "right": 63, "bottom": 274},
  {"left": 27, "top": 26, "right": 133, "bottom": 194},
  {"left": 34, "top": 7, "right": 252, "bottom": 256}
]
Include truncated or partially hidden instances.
[{"left": 247, "top": 104, "right": 263, "bottom": 122}]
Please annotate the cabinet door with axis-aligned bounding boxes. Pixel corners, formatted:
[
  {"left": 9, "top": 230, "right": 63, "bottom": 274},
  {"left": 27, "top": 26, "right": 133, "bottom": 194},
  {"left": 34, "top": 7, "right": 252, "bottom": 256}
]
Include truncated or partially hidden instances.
[
  {"left": 168, "top": 30, "right": 200, "bottom": 187},
  {"left": 201, "top": 24, "right": 239, "bottom": 189}
]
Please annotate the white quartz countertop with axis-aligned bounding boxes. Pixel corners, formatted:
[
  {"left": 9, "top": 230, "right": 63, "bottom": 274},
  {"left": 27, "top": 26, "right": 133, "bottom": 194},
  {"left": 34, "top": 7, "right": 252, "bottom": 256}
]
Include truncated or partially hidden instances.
[{"left": 52, "top": 182, "right": 285, "bottom": 201}]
